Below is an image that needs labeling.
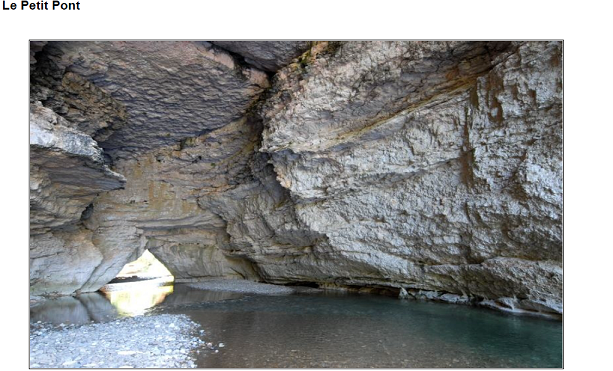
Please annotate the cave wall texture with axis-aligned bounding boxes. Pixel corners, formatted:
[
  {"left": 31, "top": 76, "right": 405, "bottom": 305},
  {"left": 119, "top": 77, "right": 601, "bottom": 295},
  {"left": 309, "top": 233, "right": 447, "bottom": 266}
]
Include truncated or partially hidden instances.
[{"left": 29, "top": 41, "right": 563, "bottom": 316}]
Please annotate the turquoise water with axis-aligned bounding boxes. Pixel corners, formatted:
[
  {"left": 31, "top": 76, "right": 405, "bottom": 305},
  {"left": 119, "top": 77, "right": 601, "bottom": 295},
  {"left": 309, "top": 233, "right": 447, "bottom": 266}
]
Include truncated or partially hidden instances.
[
  {"left": 158, "top": 287, "right": 563, "bottom": 368},
  {"left": 31, "top": 282, "right": 563, "bottom": 368}
]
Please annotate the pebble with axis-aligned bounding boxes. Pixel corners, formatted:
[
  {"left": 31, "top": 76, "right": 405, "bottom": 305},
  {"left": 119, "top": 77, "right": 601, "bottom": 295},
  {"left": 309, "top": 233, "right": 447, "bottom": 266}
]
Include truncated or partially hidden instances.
[
  {"left": 30, "top": 314, "right": 205, "bottom": 368},
  {"left": 118, "top": 351, "right": 137, "bottom": 355}
]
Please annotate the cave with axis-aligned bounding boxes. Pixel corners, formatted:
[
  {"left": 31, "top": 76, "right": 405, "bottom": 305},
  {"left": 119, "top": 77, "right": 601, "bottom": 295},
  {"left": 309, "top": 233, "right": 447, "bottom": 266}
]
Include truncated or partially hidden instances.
[
  {"left": 29, "top": 40, "right": 563, "bottom": 367},
  {"left": 108, "top": 249, "right": 173, "bottom": 283},
  {"left": 29, "top": 40, "right": 562, "bottom": 313},
  {"left": 101, "top": 250, "right": 175, "bottom": 317}
]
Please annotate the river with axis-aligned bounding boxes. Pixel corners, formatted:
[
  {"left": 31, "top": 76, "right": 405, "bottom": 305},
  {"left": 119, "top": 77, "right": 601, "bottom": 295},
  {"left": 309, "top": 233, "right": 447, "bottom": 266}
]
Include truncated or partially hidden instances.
[{"left": 30, "top": 279, "right": 563, "bottom": 368}]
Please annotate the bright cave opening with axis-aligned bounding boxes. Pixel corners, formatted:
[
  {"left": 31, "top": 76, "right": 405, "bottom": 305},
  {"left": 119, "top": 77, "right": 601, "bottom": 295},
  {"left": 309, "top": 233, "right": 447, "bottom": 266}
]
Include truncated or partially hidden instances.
[
  {"left": 99, "top": 250, "right": 175, "bottom": 316},
  {"left": 115, "top": 250, "right": 173, "bottom": 281}
]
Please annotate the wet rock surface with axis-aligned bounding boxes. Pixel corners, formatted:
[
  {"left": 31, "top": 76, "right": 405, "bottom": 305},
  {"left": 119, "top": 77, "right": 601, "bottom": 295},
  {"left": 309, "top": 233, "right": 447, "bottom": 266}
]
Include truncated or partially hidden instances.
[{"left": 29, "top": 314, "right": 204, "bottom": 368}]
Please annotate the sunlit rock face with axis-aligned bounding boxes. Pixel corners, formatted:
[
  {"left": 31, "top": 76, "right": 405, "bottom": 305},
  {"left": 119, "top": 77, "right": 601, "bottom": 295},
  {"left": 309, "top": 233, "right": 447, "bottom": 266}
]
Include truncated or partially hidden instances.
[
  {"left": 259, "top": 41, "right": 563, "bottom": 314},
  {"left": 29, "top": 102, "right": 126, "bottom": 295},
  {"left": 29, "top": 41, "right": 562, "bottom": 315}
]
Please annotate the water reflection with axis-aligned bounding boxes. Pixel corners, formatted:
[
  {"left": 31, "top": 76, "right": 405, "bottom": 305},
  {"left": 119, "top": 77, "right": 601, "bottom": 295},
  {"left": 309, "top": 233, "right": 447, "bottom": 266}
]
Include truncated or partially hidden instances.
[
  {"left": 100, "top": 277, "right": 174, "bottom": 316},
  {"left": 30, "top": 280, "right": 245, "bottom": 325},
  {"left": 30, "top": 282, "right": 562, "bottom": 368},
  {"left": 30, "top": 292, "right": 118, "bottom": 325},
  {"left": 170, "top": 294, "right": 563, "bottom": 368},
  {"left": 161, "top": 284, "right": 243, "bottom": 306}
]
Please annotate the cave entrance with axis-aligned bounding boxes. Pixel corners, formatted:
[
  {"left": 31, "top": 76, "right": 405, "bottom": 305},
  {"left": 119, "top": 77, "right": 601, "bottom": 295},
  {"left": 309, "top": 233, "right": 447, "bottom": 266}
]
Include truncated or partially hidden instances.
[
  {"left": 113, "top": 249, "right": 174, "bottom": 283},
  {"left": 100, "top": 250, "right": 175, "bottom": 316}
]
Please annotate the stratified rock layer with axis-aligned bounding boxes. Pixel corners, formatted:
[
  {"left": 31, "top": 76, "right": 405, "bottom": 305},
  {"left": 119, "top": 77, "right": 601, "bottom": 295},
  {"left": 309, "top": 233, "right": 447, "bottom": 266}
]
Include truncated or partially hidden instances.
[
  {"left": 29, "top": 41, "right": 563, "bottom": 316},
  {"left": 29, "top": 41, "right": 269, "bottom": 295},
  {"left": 30, "top": 102, "right": 126, "bottom": 295},
  {"left": 32, "top": 41, "right": 269, "bottom": 160},
  {"left": 211, "top": 41, "right": 311, "bottom": 72},
  {"left": 259, "top": 41, "right": 563, "bottom": 314}
]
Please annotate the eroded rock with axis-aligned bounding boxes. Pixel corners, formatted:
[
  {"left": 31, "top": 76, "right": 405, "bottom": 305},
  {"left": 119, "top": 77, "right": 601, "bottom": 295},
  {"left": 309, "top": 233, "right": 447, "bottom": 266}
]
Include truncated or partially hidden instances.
[
  {"left": 29, "top": 41, "right": 272, "bottom": 294},
  {"left": 32, "top": 41, "right": 269, "bottom": 160},
  {"left": 29, "top": 41, "right": 563, "bottom": 316},
  {"left": 29, "top": 103, "right": 126, "bottom": 295},
  {"left": 211, "top": 41, "right": 311, "bottom": 72},
  {"left": 258, "top": 41, "right": 563, "bottom": 314}
]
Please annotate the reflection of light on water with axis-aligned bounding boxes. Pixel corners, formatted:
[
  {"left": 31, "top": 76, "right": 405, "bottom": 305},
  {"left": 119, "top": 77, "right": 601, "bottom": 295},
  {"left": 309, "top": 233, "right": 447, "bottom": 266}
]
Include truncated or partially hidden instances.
[{"left": 101, "top": 277, "right": 174, "bottom": 316}]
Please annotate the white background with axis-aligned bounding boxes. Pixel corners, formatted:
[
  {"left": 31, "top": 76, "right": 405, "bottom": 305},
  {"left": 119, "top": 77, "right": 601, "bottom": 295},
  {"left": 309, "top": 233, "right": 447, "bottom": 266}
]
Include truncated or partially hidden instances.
[{"left": 1, "top": 0, "right": 605, "bottom": 369}]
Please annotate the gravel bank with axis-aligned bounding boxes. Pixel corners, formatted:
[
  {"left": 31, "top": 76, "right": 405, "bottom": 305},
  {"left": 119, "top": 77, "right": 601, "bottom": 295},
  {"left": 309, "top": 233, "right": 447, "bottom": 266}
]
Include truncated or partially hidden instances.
[
  {"left": 187, "top": 279, "right": 298, "bottom": 295},
  {"left": 30, "top": 314, "right": 206, "bottom": 368}
]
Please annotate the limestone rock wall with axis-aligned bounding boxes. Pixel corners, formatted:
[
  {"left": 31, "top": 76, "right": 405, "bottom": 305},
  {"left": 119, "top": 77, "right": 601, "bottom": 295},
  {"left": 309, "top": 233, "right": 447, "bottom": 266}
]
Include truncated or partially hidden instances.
[
  {"left": 259, "top": 41, "right": 563, "bottom": 314},
  {"left": 210, "top": 41, "right": 311, "bottom": 72},
  {"left": 31, "top": 41, "right": 269, "bottom": 160},
  {"left": 29, "top": 41, "right": 563, "bottom": 316},
  {"left": 29, "top": 41, "right": 270, "bottom": 295},
  {"left": 29, "top": 102, "right": 126, "bottom": 295}
]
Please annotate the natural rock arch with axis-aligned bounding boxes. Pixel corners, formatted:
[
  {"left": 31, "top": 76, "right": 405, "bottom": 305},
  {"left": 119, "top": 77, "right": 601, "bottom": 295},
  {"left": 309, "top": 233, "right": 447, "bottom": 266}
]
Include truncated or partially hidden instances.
[{"left": 29, "top": 41, "right": 563, "bottom": 316}]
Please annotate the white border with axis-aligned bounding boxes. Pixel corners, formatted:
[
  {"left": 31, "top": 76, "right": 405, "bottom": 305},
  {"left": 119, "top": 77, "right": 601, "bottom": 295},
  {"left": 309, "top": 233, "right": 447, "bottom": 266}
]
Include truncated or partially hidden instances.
[{"left": 4, "top": 1, "right": 610, "bottom": 370}]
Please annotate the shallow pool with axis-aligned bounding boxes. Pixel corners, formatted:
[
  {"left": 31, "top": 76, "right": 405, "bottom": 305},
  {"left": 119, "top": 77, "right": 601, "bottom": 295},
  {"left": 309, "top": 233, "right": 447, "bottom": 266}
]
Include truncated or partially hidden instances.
[{"left": 30, "top": 281, "right": 563, "bottom": 368}]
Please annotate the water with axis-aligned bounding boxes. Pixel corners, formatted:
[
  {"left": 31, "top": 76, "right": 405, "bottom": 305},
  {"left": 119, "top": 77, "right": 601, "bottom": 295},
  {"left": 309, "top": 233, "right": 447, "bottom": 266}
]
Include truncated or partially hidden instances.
[{"left": 30, "top": 280, "right": 563, "bottom": 368}]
